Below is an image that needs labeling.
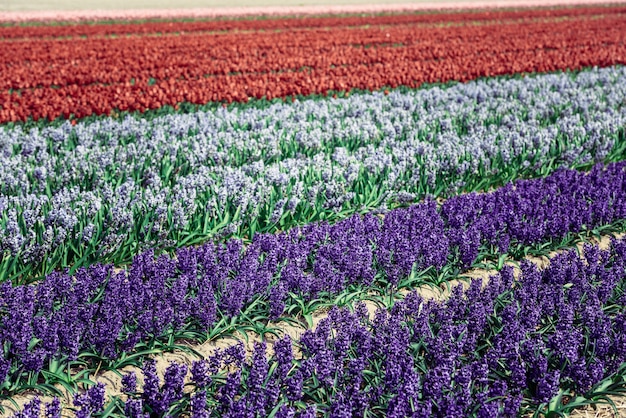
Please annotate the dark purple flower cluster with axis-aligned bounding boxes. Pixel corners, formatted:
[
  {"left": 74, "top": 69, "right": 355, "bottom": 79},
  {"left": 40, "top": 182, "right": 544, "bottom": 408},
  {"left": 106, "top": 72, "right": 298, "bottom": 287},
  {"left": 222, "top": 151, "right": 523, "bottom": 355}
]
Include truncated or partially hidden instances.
[
  {"left": 74, "top": 382, "right": 106, "bottom": 418},
  {"left": 1, "top": 161, "right": 626, "bottom": 386},
  {"left": 376, "top": 200, "right": 449, "bottom": 285},
  {"left": 144, "top": 237, "right": 626, "bottom": 416},
  {"left": 141, "top": 360, "right": 187, "bottom": 415},
  {"left": 12, "top": 397, "right": 61, "bottom": 418},
  {"left": 441, "top": 162, "right": 626, "bottom": 265},
  {"left": 16, "top": 237, "right": 626, "bottom": 417}
]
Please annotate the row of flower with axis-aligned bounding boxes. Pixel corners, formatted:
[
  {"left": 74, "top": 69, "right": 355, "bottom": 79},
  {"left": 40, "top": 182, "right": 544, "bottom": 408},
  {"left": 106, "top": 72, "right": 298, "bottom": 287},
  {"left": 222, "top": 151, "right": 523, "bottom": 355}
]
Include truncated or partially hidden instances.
[
  {"left": 1, "top": 7, "right": 625, "bottom": 122},
  {"left": 1, "top": 6, "right": 617, "bottom": 40},
  {"left": 4, "top": 8, "right": 626, "bottom": 417},
  {"left": 5, "top": 9, "right": 623, "bottom": 90},
  {"left": 11, "top": 237, "right": 626, "bottom": 417},
  {"left": 2, "top": 160, "right": 626, "bottom": 400},
  {"left": 2, "top": 66, "right": 626, "bottom": 283}
]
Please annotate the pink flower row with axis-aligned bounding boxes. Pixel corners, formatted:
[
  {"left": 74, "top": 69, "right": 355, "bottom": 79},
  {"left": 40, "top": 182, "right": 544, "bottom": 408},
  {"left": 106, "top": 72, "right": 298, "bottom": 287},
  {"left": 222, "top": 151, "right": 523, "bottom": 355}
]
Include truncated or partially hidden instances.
[{"left": 0, "top": 0, "right": 621, "bottom": 23}]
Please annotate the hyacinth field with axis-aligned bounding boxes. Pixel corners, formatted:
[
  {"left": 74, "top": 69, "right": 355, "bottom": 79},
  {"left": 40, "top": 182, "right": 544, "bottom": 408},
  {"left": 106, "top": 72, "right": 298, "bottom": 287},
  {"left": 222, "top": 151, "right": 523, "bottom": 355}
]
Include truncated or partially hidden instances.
[{"left": 3, "top": 3, "right": 626, "bottom": 417}]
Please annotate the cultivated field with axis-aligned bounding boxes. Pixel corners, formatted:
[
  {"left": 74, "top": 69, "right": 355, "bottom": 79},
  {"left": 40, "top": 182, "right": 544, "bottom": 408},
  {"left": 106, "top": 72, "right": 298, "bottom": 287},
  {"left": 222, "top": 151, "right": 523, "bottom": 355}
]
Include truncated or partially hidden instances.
[{"left": 2, "top": 2, "right": 626, "bottom": 418}]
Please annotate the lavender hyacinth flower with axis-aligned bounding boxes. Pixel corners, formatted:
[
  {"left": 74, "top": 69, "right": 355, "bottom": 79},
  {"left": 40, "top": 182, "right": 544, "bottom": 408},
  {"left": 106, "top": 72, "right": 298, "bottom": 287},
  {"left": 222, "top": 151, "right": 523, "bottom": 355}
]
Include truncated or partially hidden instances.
[
  {"left": 45, "top": 398, "right": 61, "bottom": 418},
  {"left": 191, "top": 360, "right": 211, "bottom": 389},
  {"left": 124, "top": 399, "right": 149, "bottom": 418},
  {"left": 122, "top": 371, "right": 138, "bottom": 393},
  {"left": 73, "top": 382, "right": 106, "bottom": 418},
  {"left": 190, "top": 390, "right": 210, "bottom": 418},
  {"left": 11, "top": 397, "right": 40, "bottom": 418},
  {"left": 142, "top": 359, "right": 188, "bottom": 416}
]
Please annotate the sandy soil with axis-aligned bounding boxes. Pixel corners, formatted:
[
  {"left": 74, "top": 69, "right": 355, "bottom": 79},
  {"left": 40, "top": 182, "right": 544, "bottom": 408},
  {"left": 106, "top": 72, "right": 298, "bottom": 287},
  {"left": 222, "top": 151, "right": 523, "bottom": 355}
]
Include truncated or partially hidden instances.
[
  {"left": 1, "top": 0, "right": 624, "bottom": 22},
  {"left": 572, "top": 401, "right": 626, "bottom": 418}
]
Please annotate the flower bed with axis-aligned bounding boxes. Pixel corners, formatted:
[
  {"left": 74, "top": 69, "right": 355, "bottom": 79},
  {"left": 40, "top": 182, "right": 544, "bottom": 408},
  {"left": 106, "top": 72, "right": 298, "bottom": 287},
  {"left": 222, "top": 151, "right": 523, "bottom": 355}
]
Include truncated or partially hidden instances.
[
  {"left": 2, "top": 160, "right": 626, "bottom": 401},
  {"left": 1, "top": 6, "right": 625, "bottom": 122},
  {"left": 13, "top": 237, "right": 626, "bottom": 417},
  {"left": 3, "top": 6, "right": 626, "bottom": 417},
  {"left": 2, "top": 66, "right": 626, "bottom": 283}
]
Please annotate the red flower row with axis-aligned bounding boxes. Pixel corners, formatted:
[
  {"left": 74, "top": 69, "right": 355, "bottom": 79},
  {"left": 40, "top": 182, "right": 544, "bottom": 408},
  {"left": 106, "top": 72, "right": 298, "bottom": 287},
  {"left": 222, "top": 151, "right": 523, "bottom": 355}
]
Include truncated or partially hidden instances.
[{"left": 1, "top": 7, "right": 625, "bottom": 123}]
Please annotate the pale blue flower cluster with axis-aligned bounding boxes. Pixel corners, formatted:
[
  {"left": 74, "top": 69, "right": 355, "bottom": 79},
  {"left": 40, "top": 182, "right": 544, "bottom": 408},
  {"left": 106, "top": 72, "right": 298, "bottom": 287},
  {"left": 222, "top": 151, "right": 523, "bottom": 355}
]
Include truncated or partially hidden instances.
[{"left": 1, "top": 66, "right": 625, "bottom": 273}]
